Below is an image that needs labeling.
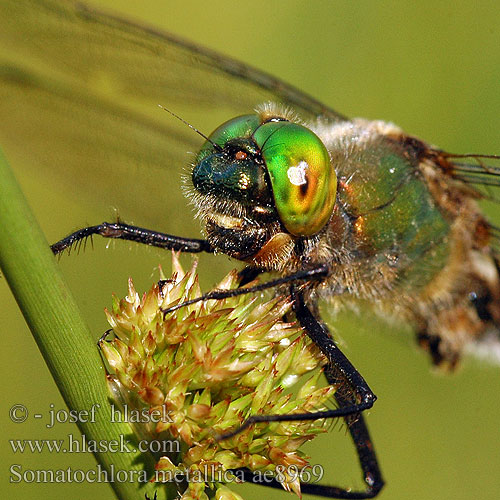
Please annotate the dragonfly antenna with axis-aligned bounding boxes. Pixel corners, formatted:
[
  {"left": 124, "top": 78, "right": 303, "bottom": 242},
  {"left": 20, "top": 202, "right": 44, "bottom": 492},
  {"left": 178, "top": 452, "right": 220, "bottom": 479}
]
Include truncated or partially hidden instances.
[{"left": 158, "top": 105, "right": 222, "bottom": 151}]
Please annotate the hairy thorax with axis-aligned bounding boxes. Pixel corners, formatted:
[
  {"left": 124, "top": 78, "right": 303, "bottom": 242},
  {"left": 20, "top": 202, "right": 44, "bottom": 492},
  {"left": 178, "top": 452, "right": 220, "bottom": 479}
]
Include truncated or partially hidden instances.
[{"left": 283, "top": 119, "right": 500, "bottom": 368}]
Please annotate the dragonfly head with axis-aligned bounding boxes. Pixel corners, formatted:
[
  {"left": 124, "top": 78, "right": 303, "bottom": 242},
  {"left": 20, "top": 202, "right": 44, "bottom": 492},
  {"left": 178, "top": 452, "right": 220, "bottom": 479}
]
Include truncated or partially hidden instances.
[{"left": 188, "top": 105, "right": 337, "bottom": 268}]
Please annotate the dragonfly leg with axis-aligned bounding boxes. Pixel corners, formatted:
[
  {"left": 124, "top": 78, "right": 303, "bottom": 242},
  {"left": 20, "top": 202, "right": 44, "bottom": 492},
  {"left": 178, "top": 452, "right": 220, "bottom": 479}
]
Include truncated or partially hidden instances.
[
  {"left": 292, "top": 288, "right": 384, "bottom": 498},
  {"left": 218, "top": 287, "right": 383, "bottom": 498},
  {"left": 51, "top": 222, "right": 212, "bottom": 255},
  {"left": 160, "top": 264, "right": 329, "bottom": 315}
]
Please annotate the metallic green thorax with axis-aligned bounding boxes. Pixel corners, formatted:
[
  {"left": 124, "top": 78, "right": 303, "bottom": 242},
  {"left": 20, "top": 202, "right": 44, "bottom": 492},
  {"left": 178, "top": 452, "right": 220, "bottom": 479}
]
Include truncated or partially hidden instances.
[{"left": 335, "top": 135, "right": 451, "bottom": 291}]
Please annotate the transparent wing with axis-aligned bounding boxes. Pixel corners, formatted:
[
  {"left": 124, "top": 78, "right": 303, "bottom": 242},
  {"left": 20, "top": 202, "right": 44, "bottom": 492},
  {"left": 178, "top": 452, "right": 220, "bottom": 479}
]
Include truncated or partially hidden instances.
[{"left": 0, "top": 0, "right": 345, "bottom": 230}]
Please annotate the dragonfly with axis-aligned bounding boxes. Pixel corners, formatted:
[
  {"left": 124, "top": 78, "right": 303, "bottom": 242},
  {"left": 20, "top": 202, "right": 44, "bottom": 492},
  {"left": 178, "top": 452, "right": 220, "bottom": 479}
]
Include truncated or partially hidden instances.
[{"left": 1, "top": 1, "right": 499, "bottom": 499}]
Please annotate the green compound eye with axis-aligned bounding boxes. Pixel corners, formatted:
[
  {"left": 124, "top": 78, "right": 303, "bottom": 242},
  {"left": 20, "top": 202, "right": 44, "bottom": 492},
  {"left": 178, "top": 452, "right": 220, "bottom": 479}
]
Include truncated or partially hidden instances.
[
  {"left": 253, "top": 121, "right": 336, "bottom": 236},
  {"left": 197, "top": 114, "right": 261, "bottom": 161}
]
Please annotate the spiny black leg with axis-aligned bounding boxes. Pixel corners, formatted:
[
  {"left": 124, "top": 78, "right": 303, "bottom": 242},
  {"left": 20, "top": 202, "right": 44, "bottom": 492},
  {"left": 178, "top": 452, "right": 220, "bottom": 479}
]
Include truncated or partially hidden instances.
[
  {"left": 51, "top": 222, "right": 212, "bottom": 255},
  {"left": 292, "top": 288, "right": 383, "bottom": 498},
  {"left": 219, "top": 288, "right": 383, "bottom": 498},
  {"left": 292, "top": 289, "right": 376, "bottom": 411},
  {"left": 217, "top": 287, "right": 376, "bottom": 439},
  {"left": 161, "top": 264, "right": 329, "bottom": 315}
]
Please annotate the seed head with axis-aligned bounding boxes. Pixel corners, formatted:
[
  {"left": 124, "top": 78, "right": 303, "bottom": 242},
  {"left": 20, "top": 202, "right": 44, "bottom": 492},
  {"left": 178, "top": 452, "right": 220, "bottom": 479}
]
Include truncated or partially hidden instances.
[{"left": 100, "top": 254, "right": 334, "bottom": 499}]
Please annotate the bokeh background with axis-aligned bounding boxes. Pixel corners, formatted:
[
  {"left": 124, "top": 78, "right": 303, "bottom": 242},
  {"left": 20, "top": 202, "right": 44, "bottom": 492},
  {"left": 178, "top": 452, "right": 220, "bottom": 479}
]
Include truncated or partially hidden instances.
[{"left": 1, "top": 1, "right": 499, "bottom": 499}]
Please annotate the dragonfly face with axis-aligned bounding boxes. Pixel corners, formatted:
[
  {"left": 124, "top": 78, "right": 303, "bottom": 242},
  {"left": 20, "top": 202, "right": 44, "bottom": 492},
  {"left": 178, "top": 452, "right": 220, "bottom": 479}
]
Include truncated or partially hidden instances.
[{"left": 190, "top": 107, "right": 336, "bottom": 266}]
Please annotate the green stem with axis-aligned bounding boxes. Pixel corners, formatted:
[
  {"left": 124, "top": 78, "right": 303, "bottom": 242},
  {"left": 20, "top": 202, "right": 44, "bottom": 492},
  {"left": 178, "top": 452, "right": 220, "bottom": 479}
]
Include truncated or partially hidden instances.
[{"left": 0, "top": 148, "right": 173, "bottom": 500}]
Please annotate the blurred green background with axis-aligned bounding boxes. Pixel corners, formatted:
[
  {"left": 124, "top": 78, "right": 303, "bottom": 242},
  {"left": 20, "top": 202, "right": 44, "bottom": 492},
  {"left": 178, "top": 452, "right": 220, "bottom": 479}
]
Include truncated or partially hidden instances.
[{"left": 1, "top": 1, "right": 499, "bottom": 500}]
